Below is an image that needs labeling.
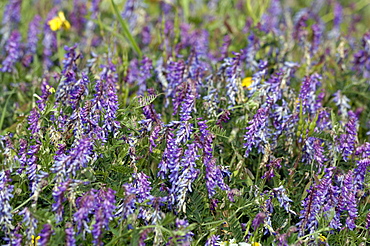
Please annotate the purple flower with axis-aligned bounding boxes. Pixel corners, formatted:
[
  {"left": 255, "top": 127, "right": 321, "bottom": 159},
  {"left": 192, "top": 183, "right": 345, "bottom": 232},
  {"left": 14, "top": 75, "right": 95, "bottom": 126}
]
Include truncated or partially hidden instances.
[
  {"left": 260, "top": 0, "right": 283, "bottom": 34},
  {"left": 179, "top": 82, "right": 197, "bottom": 121},
  {"left": 141, "top": 25, "right": 151, "bottom": 45},
  {"left": 70, "top": 0, "right": 87, "bottom": 35},
  {"left": 205, "top": 235, "right": 220, "bottom": 246},
  {"left": 272, "top": 186, "right": 295, "bottom": 214},
  {"left": 262, "top": 158, "right": 282, "bottom": 180},
  {"left": 1, "top": 30, "right": 22, "bottom": 73},
  {"left": 244, "top": 107, "right": 269, "bottom": 157},
  {"left": 248, "top": 60, "right": 268, "bottom": 95},
  {"left": 62, "top": 44, "right": 80, "bottom": 74},
  {"left": 224, "top": 51, "right": 242, "bottom": 107},
  {"left": 298, "top": 73, "right": 322, "bottom": 116},
  {"left": 38, "top": 224, "right": 53, "bottom": 245},
  {"left": 302, "top": 137, "right": 327, "bottom": 172},
  {"left": 74, "top": 189, "right": 97, "bottom": 233},
  {"left": 252, "top": 212, "right": 266, "bottom": 231},
  {"left": 132, "top": 172, "right": 153, "bottom": 220},
  {"left": 37, "top": 78, "right": 53, "bottom": 111},
  {"left": 52, "top": 180, "right": 70, "bottom": 223},
  {"left": 23, "top": 15, "right": 42, "bottom": 67},
  {"left": 69, "top": 74, "right": 89, "bottom": 110},
  {"left": 353, "top": 32, "right": 370, "bottom": 78},
  {"left": 337, "top": 111, "right": 358, "bottom": 161},
  {"left": 116, "top": 172, "right": 157, "bottom": 222},
  {"left": 43, "top": 8, "right": 58, "bottom": 69},
  {"left": 28, "top": 108, "right": 41, "bottom": 135},
  {"left": 51, "top": 137, "right": 93, "bottom": 180},
  {"left": 0, "top": 170, "right": 14, "bottom": 232},
  {"left": 161, "top": 133, "right": 182, "bottom": 206},
  {"left": 26, "top": 144, "right": 40, "bottom": 193},
  {"left": 65, "top": 222, "right": 76, "bottom": 246},
  {"left": 0, "top": 0, "right": 21, "bottom": 45},
  {"left": 293, "top": 9, "right": 309, "bottom": 42},
  {"left": 297, "top": 177, "right": 331, "bottom": 236},
  {"left": 175, "top": 143, "right": 199, "bottom": 212},
  {"left": 354, "top": 143, "right": 370, "bottom": 189},
  {"left": 9, "top": 226, "right": 23, "bottom": 246},
  {"left": 244, "top": 33, "right": 259, "bottom": 71},
  {"left": 365, "top": 211, "right": 370, "bottom": 229},
  {"left": 337, "top": 171, "right": 358, "bottom": 230},
  {"left": 333, "top": 2, "right": 343, "bottom": 28},
  {"left": 121, "top": 0, "right": 141, "bottom": 31},
  {"left": 139, "top": 228, "right": 151, "bottom": 246},
  {"left": 216, "top": 110, "right": 230, "bottom": 127},
  {"left": 19, "top": 207, "right": 38, "bottom": 242},
  {"left": 333, "top": 90, "right": 350, "bottom": 118},
  {"left": 92, "top": 187, "right": 116, "bottom": 245},
  {"left": 261, "top": 71, "right": 284, "bottom": 105},
  {"left": 167, "top": 219, "right": 193, "bottom": 246},
  {"left": 198, "top": 120, "right": 229, "bottom": 197},
  {"left": 165, "top": 60, "right": 185, "bottom": 107},
  {"left": 128, "top": 57, "right": 153, "bottom": 95},
  {"left": 311, "top": 23, "right": 323, "bottom": 54},
  {"left": 17, "top": 138, "right": 28, "bottom": 173},
  {"left": 88, "top": 61, "right": 120, "bottom": 138},
  {"left": 219, "top": 35, "right": 231, "bottom": 61}
]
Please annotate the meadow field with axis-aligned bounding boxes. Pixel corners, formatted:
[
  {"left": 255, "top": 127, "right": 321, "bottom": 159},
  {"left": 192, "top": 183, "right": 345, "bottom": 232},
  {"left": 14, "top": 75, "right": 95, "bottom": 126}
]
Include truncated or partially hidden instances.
[{"left": 1, "top": 0, "right": 370, "bottom": 245}]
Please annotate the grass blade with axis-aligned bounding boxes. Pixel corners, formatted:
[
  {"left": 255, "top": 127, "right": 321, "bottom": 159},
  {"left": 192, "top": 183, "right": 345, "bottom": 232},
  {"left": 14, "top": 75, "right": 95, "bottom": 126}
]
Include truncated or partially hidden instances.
[{"left": 110, "top": 0, "right": 142, "bottom": 57}]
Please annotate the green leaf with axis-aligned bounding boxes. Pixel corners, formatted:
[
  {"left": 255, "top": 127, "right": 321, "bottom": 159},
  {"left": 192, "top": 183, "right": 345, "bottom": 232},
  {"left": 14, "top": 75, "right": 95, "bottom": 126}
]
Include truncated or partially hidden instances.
[{"left": 110, "top": 0, "right": 142, "bottom": 57}]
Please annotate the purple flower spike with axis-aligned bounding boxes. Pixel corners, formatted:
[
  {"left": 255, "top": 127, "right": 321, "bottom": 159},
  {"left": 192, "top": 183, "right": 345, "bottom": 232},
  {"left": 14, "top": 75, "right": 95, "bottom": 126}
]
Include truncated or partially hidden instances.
[
  {"left": 252, "top": 212, "right": 266, "bottom": 231},
  {"left": 337, "top": 111, "right": 358, "bottom": 161},
  {"left": 298, "top": 73, "right": 322, "bottom": 116},
  {"left": 74, "top": 189, "right": 97, "bottom": 233},
  {"left": 38, "top": 224, "right": 53, "bottom": 245},
  {"left": 365, "top": 211, "right": 370, "bottom": 229},
  {"left": 92, "top": 187, "right": 116, "bottom": 245},
  {"left": 262, "top": 158, "right": 282, "bottom": 180},
  {"left": 167, "top": 219, "right": 194, "bottom": 246},
  {"left": 65, "top": 222, "right": 76, "bottom": 246},
  {"left": 293, "top": 10, "right": 309, "bottom": 42},
  {"left": 51, "top": 137, "right": 93, "bottom": 180},
  {"left": 224, "top": 51, "right": 242, "bottom": 107},
  {"left": 52, "top": 180, "right": 70, "bottom": 223},
  {"left": 19, "top": 207, "right": 38, "bottom": 242},
  {"left": 244, "top": 107, "right": 269, "bottom": 157},
  {"left": 1, "top": 30, "right": 22, "bottom": 73},
  {"left": 198, "top": 120, "right": 229, "bottom": 198},
  {"left": 0, "top": 170, "right": 14, "bottom": 232},
  {"left": 205, "top": 235, "right": 220, "bottom": 246},
  {"left": 311, "top": 23, "right": 323, "bottom": 54},
  {"left": 0, "top": 0, "right": 21, "bottom": 45},
  {"left": 338, "top": 171, "right": 358, "bottom": 230},
  {"left": 43, "top": 8, "right": 58, "bottom": 69},
  {"left": 23, "top": 15, "right": 42, "bottom": 67},
  {"left": 297, "top": 177, "right": 331, "bottom": 236}
]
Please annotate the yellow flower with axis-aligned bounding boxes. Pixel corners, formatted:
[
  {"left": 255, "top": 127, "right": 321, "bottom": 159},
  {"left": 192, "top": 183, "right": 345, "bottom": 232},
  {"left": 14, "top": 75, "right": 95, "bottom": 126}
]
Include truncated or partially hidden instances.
[
  {"left": 48, "top": 11, "right": 71, "bottom": 31},
  {"left": 46, "top": 84, "right": 56, "bottom": 93},
  {"left": 242, "top": 77, "right": 253, "bottom": 89},
  {"left": 318, "top": 234, "right": 327, "bottom": 242},
  {"left": 252, "top": 242, "right": 261, "bottom": 246},
  {"left": 31, "top": 235, "right": 40, "bottom": 245}
]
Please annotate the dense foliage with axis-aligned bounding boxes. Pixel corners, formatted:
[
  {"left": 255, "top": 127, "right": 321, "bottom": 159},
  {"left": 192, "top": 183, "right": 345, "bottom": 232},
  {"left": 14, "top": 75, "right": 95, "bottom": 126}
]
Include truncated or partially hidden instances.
[{"left": 1, "top": 0, "right": 370, "bottom": 245}]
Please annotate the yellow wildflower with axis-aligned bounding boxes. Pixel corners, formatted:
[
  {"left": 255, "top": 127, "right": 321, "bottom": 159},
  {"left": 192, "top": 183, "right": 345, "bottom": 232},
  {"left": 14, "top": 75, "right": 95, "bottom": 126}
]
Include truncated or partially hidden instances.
[
  {"left": 318, "top": 234, "right": 327, "bottom": 242},
  {"left": 48, "top": 11, "right": 71, "bottom": 31},
  {"left": 242, "top": 77, "right": 253, "bottom": 89},
  {"left": 31, "top": 235, "right": 40, "bottom": 245},
  {"left": 252, "top": 242, "right": 261, "bottom": 246},
  {"left": 46, "top": 84, "right": 56, "bottom": 93}
]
